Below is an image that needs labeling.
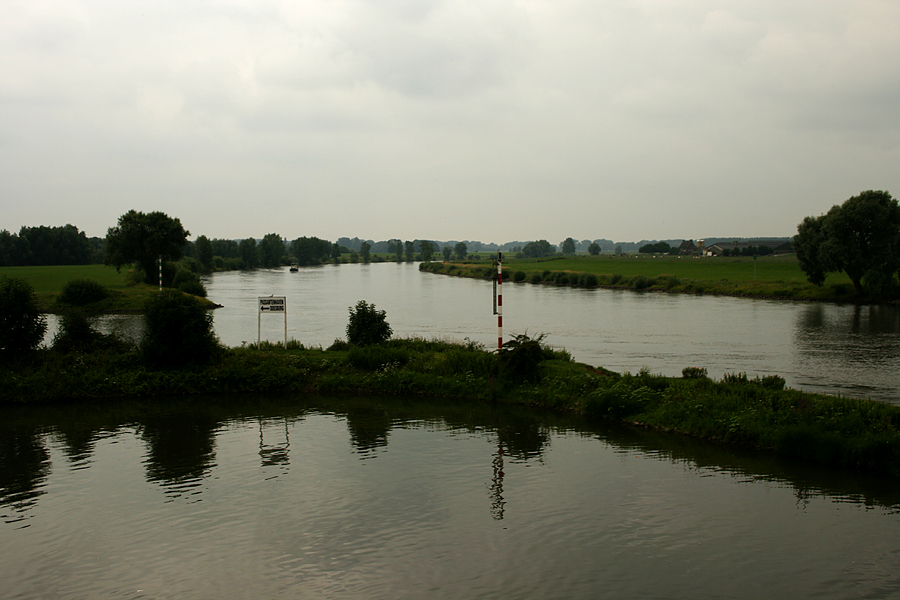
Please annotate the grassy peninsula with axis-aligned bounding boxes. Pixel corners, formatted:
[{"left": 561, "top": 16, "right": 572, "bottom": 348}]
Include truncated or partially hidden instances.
[
  {"left": 421, "top": 254, "right": 868, "bottom": 303},
  {"left": 4, "top": 336, "right": 900, "bottom": 478}
]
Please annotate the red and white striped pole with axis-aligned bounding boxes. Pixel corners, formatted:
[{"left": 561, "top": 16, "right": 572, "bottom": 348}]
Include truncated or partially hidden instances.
[{"left": 497, "top": 251, "right": 503, "bottom": 349}]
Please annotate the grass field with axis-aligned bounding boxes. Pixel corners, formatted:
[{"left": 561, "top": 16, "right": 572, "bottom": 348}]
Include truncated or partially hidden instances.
[
  {"left": 426, "top": 254, "right": 863, "bottom": 302},
  {"left": 0, "top": 264, "right": 130, "bottom": 294},
  {"left": 0, "top": 264, "right": 213, "bottom": 312}
]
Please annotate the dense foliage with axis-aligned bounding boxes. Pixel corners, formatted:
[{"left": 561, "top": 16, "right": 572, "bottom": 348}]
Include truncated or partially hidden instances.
[
  {"left": 105, "top": 210, "right": 190, "bottom": 284},
  {"left": 0, "top": 277, "right": 47, "bottom": 356},
  {"left": 794, "top": 190, "right": 900, "bottom": 296},
  {"left": 0, "top": 225, "right": 99, "bottom": 266},
  {"left": 346, "top": 300, "right": 393, "bottom": 346},
  {"left": 141, "top": 289, "right": 220, "bottom": 367},
  {"left": 58, "top": 278, "right": 109, "bottom": 306}
]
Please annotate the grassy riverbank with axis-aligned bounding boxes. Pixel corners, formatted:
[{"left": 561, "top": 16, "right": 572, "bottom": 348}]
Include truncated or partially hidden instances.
[
  {"left": 4, "top": 337, "right": 899, "bottom": 477},
  {"left": 0, "top": 264, "right": 218, "bottom": 312},
  {"left": 421, "top": 255, "right": 868, "bottom": 303}
]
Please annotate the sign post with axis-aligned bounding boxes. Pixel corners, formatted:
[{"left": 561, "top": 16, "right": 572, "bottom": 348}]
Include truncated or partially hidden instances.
[{"left": 258, "top": 296, "right": 287, "bottom": 345}]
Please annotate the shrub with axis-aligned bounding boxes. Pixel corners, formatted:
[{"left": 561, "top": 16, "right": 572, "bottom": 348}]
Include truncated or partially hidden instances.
[
  {"left": 346, "top": 345, "right": 410, "bottom": 370},
  {"left": 0, "top": 277, "right": 47, "bottom": 356},
  {"left": 722, "top": 372, "right": 749, "bottom": 385},
  {"left": 632, "top": 275, "right": 652, "bottom": 290},
  {"left": 759, "top": 375, "right": 786, "bottom": 390},
  {"left": 327, "top": 338, "right": 352, "bottom": 351},
  {"left": 682, "top": 366, "right": 708, "bottom": 379},
  {"left": 173, "top": 268, "right": 207, "bottom": 297},
  {"left": 141, "top": 289, "right": 220, "bottom": 367},
  {"left": 346, "top": 300, "right": 392, "bottom": 346},
  {"left": 52, "top": 309, "right": 131, "bottom": 354},
  {"left": 530, "top": 272, "right": 543, "bottom": 284},
  {"left": 59, "top": 278, "right": 108, "bottom": 306},
  {"left": 498, "top": 333, "right": 547, "bottom": 382},
  {"left": 583, "top": 273, "right": 598, "bottom": 287},
  {"left": 513, "top": 271, "right": 527, "bottom": 282}
]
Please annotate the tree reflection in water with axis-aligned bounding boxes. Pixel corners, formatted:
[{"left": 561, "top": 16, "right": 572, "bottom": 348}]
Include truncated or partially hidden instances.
[
  {"left": 140, "top": 410, "right": 220, "bottom": 499},
  {"left": 0, "top": 425, "right": 51, "bottom": 526}
]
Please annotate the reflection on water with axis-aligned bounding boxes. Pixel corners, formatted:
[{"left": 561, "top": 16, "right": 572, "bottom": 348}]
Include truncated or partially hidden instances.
[
  {"left": 0, "top": 423, "right": 50, "bottom": 526},
  {"left": 2, "top": 395, "right": 900, "bottom": 599},
  {"left": 793, "top": 303, "right": 900, "bottom": 400}
]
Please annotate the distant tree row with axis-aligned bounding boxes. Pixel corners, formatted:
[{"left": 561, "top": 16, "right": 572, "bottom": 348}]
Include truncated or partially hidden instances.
[{"left": 0, "top": 225, "right": 102, "bottom": 266}]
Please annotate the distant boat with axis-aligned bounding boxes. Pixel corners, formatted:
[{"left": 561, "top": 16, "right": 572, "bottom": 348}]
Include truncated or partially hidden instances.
[{"left": 289, "top": 263, "right": 298, "bottom": 272}]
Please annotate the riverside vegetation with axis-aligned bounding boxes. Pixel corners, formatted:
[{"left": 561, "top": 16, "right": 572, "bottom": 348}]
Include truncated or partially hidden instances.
[
  {"left": 3, "top": 275, "right": 900, "bottom": 478},
  {"left": 420, "top": 254, "right": 871, "bottom": 303}
]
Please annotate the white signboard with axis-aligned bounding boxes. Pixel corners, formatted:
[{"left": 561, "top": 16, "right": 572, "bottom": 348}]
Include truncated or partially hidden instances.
[
  {"left": 258, "top": 296, "right": 286, "bottom": 312},
  {"left": 258, "top": 296, "right": 287, "bottom": 344}
]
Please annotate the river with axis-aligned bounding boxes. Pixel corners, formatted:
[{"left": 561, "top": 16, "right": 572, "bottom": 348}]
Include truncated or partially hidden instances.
[{"left": 2, "top": 394, "right": 899, "bottom": 599}]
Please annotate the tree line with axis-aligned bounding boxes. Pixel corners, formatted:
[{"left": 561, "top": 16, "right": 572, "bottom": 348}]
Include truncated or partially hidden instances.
[{"left": 0, "top": 225, "right": 103, "bottom": 266}]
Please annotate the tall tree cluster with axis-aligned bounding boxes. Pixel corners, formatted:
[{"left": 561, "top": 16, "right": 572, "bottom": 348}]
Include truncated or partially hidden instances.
[
  {"left": 0, "top": 225, "right": 98, "bottom": 266},
  {"left": 794, "top": 190, "right": 900, "bottom": 296}
]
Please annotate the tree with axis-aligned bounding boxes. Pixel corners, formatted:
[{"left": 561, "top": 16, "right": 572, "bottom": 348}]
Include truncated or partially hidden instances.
[
  {"left": 588, "top": 242, "right": 601, "bottom": 256},
  {"left": 360, "top": 241, "right": 371, "bottom": 263},
  {"left": 639, "top": 242, "right": 671, "bottom": 254},
  {"left": 404, "top": 240, "right": 414, "bottom": 262},
  {"left": 346, "top": 300, "right": 392, "bottom": 346},
  {"left": 141, "top": 289, "right": 220, "bottom": 367},
  {"left": 794, "top": 190, "right": 900, "bottom": 295},
  {"left": 290, "top": 236, "right": 332, "bottom": 266},
  {"left": 454, "top": 242, "right": 468, "bottom": 260},
  {"left": 105, "top": 211, "right": 190, "bottom": 283},
  {"left": 420, "top": 240, "right": 434, "bottom": 261},
  {"left": 258, "top": 233, "right": 285, "bottom": 268},
  {"left": 562, "top": 237, "right": 576, "bottom": 255},
  {"left": 442, "top": 245, "right": 452, "bottom": 261},
  {"left": 239, "top": 238, "right": 259, "bottom": 268},
  {"left": 0, "top": 277, "right": 47, "bottom": 356},
  {"left": 195, "top": 235, "right": 214, "bottom": 272},
  {"left": 521, "top": 240, "right": 556, "bottom": 258}
]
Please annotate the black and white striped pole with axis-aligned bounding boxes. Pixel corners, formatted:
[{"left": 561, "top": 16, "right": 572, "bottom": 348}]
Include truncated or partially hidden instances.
[{"left": 497, "top": 251, "right": 503, "bottom": 349}]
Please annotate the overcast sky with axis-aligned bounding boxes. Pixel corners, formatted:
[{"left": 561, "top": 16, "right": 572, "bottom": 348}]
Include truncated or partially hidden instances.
[{"left": 2, "top": 1, "right": 899, "bottom": 244}]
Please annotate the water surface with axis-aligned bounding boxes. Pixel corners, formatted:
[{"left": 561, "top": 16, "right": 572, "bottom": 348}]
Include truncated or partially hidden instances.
[{"left": 2, "top": 395, "right": 899, "bottom": 599}]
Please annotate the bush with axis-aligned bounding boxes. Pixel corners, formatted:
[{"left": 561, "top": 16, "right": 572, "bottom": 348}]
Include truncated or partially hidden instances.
[
  {"left": 172, "top": 268, "right": 207, "bottom": 297},
  {"left": 59, "top": 278, "right": 108, "bottom": 306},
  {"left": 682, "top": 366, "right": 708, "bottom": 379},
  {"left": 52, "top": 309, "right": 130, "bottom": 354},
  {"left": 530, "top": 272, "right": 543, "bottom": 284},
  {"left": 513, "top": 271, "right": 527, "bottom": 282},
  {"left": 346, "top": 300, "right": 392, "bottom": 346},
  {"left": 141, "top": 289, "right": 220, "bottom": 367},
  {"left": 632, "top": 275, "right": 652, "bottom": 290},
  {"left": 498, "top": 333, "right": 547, "bottom": 382},
  {"left": 760, "top": 375, "right": 786, "bottom": 390},
  {"left": 0, "top": 277, "right": 47, "bottom": 356}
]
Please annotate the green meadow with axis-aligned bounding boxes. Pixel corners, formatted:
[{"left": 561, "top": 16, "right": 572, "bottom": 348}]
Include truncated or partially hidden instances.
[
  {"left": 0, "top": 264, "right": 210, "bottom": 313},
  {"left": 427, "top": 254, "right": 860, "bottom": 302}
]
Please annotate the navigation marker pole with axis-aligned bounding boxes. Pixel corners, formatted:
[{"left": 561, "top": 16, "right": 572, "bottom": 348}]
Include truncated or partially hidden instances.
[{"left": 497, "top": 251, "right": 503, "bottom": 349}]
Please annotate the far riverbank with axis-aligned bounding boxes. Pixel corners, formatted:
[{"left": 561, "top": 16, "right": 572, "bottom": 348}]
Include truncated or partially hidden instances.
[{"left": 420, "top": 254, "right": 885, "bottom": 304}]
